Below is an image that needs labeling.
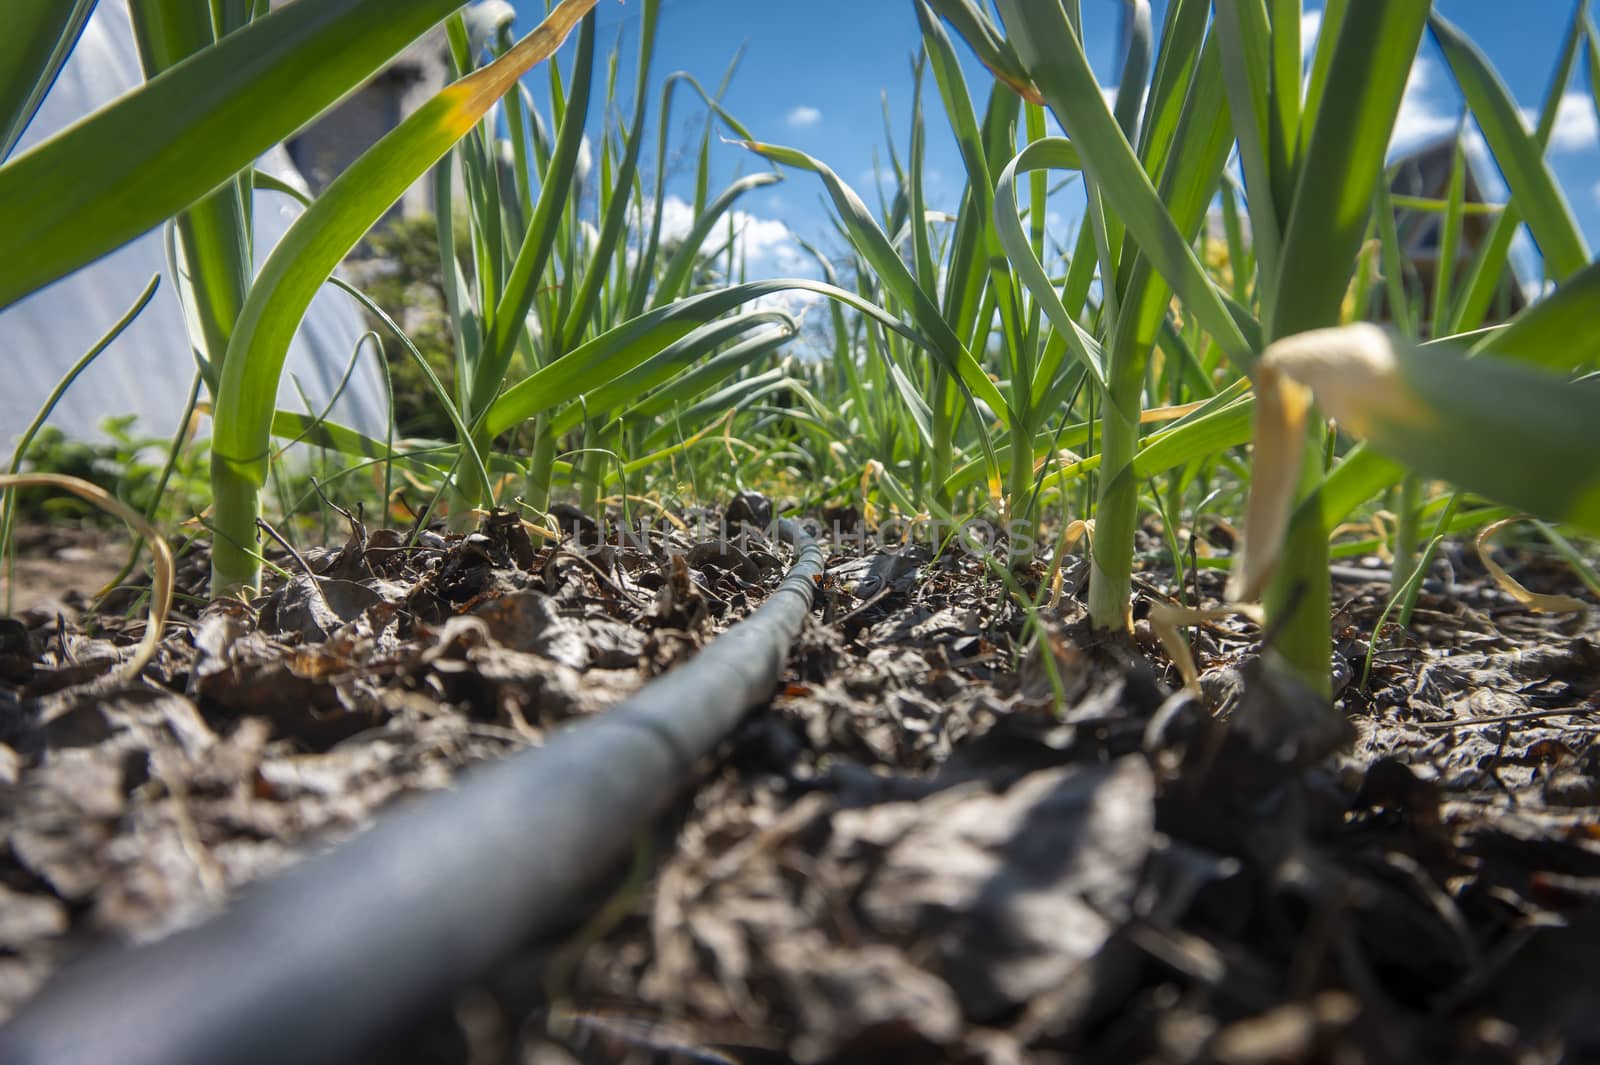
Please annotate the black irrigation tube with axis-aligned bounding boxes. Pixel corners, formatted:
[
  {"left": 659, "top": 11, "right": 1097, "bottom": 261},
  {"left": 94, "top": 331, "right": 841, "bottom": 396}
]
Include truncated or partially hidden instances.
[{"left": 0, "top": 526, "right": 827, "bottom": 1065}]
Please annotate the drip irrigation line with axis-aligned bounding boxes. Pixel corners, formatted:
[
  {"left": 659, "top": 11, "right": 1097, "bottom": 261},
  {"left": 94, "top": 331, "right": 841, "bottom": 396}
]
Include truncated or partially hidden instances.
[{"left": 0, "top": 522, "right": 826, "bottom": 1065}]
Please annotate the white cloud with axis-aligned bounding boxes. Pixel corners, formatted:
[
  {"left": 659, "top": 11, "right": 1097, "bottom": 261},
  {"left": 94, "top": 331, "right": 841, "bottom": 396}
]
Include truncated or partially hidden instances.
[
  {"left": 1389, "top": 58, "right": 1458, "bottom": 154},
  {"left": 575, "top": 135, "right": 593, "bottom": 185},
  {"left": 751, "top": 288, "right": 826, "bottom": 319},
  {"left": 1518, "top": 93, "right": 1600, "bottom": 153},
  {"left": 1391, "top": 62, "right": 1600, "bottom": 159},
  {"left": 786, "top": 105, "right": 822, "bottom": 129},
  {"left": 1301, "top": 10, "right": 1322, "bottom": 58},
  {"left": 1593, "top": 178, "right": 1600, "bottom": 206},
  {"left": 656, "top": 195, "right": 696, "bottom": 244},
  {"left": 731, "top": 213, "right": 805, "bottom": 269},
  {"left": 652, "top": 194, "right": 807, "bottom": 272}
]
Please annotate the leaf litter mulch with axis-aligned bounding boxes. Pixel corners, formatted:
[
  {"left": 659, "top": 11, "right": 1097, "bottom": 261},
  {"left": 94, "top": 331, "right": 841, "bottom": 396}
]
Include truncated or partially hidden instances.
[{"left": 2, "top": 499, "right": 1599, "bottom": 1064}]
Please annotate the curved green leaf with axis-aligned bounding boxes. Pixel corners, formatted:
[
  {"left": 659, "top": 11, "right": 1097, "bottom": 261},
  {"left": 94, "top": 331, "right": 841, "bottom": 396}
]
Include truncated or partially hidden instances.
[
  {"left": 629, "top": 69, "right": 761, "bottom": 318},
  {"left": 1274, "top": 326, "right": 1600, "bottom": 534},
  {"left": 1212, "top": 0, "right": 1281, "bottom": 280},
  {"left": 922, "top": 0, "right": 1043, "bottom": 105},
  {"left": 0, "top": 0, "right": 465, "bottom": 311},
  {"left": 484, "top": 278, "right": 934, "bottom": 436},
  {"left": 1589, "top": 9, "right": 1600, "bottom": 127},
  {"left": 622, "top": 324, "right": 796, "bottom": 422},
  {"left": 992, "top": 139, "right": 1107, "bottom": 392},
  {"left": 549, "top": 310, "right": 794, "bottom": 435},
  {"left": 1129, "top": 396, "right": 1255, "bottom": 482},
  {"left": 1473, "top": 255, "right": 1600, "bottom": 370},
  {"left": 266, "top": 414, "right": 535, "bottom": 481},
  {"left": 328, "top": 278, "right": 492, "bottom": 504},
  {"left": 641, "top": 369, "right": 795, "bottom": 451},
  {"left": 1393, "top": 350, "right": 1600, "bottom": 529},
  {"left": 2, "top": 274, "right": 160, "bottom": 589},
  {"left": 1314, "top": 445, "right": 1406, "bottom": 529},
  {"left": 1139, "top": 0, "right": 1215, "bottom": 184}
]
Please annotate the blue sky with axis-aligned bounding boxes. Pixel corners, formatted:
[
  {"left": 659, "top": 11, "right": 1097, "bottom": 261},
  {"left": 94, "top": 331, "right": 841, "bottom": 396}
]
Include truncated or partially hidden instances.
[{"left": 509, "top": 0, "right": 1600, "bottom": 286}]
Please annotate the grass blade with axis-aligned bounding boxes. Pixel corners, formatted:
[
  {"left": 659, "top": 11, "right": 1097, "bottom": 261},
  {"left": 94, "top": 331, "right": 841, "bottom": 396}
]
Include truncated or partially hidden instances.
[
  {"left": 1589, "top": 6, "right": 1600, "bottom": 125},
  {"left": 129, "top": 0, "right": 252, "bottom": 393},
  {"left": 992, "top": 0, "right": 1254, "bottom": 368},
  {"left": 639, "top": 370, "right": 795, "bottom": 451},
  {"left": 620, "top": 325, "right": 796, "bottom": 423},
  {"left": 629, "top": 71, "right": 757, "bottom": 317},
  {"left": 1473, "top": 258, "right": 1600, "bottom": 370},
  {"left": 740, "top": 139, "right": 1011, "bottom": 422},
  {"left": 1429, "top": 132, "right": 1469, "bottom": 335},
  {"left": 560, "top": 0, "right": 659, "bottom": 349},
  {"left": 992, "top": 139, "right": 1106, "bottom": 392},
  {"left": 1267, "top": 0, "right": 1302, "bottom": 208},
  {"left": 209, "top": 0, "right": 599, "bottom": 596},
  {"left": 2, "top": 275, "right": 161, "bottom": 612},
  {"left": 327, "top": 278, "right": 492, "bottom": 504},
  {"left": 548, "top": 312, "right": 795, "bottom": 435},
  {"left": 1212, "top": 0, "right": 1281, "bottom": 279},
  {"left": 1270, "top": 2, "right": 1429, "bottom": 337},
  {"left": 475, "top": 10, "right": 597, "bottom": 406},
  {"left": 922, "top": 0, "right": 1043, "bottom": 105},
  {"left": 0, "top": 0, "right": 97, "bottom": 161},
  {"left": 1430, "top": 10, "right": 1591, "bottom": 280},
  {"left": 1449, "top": 3, "right": 1583, "bottom": 333}
]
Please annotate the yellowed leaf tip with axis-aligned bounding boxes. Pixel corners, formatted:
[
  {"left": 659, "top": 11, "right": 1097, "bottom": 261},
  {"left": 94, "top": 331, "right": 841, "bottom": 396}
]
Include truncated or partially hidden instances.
[
  {"left": 1256, "top": 323, "right": 1418, "bottom": 439},
  {"left": 1148, "top": 600, "right": 1264, "bottom": 694},
  {"left": 1475, "top": 518, "right": 1589, "bottom": 613},
  {"left": 1228, "top": 358, "right": 1313, "bottom": 604},
  {"left": 0, "top": 473, "right": 171, "bottom": 683}
]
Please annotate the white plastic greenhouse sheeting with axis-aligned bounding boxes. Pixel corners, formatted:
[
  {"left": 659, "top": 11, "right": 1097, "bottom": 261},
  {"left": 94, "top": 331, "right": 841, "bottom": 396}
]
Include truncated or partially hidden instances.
[{"left": 0, "top": 1, "right": 388, "bottom": 448}]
